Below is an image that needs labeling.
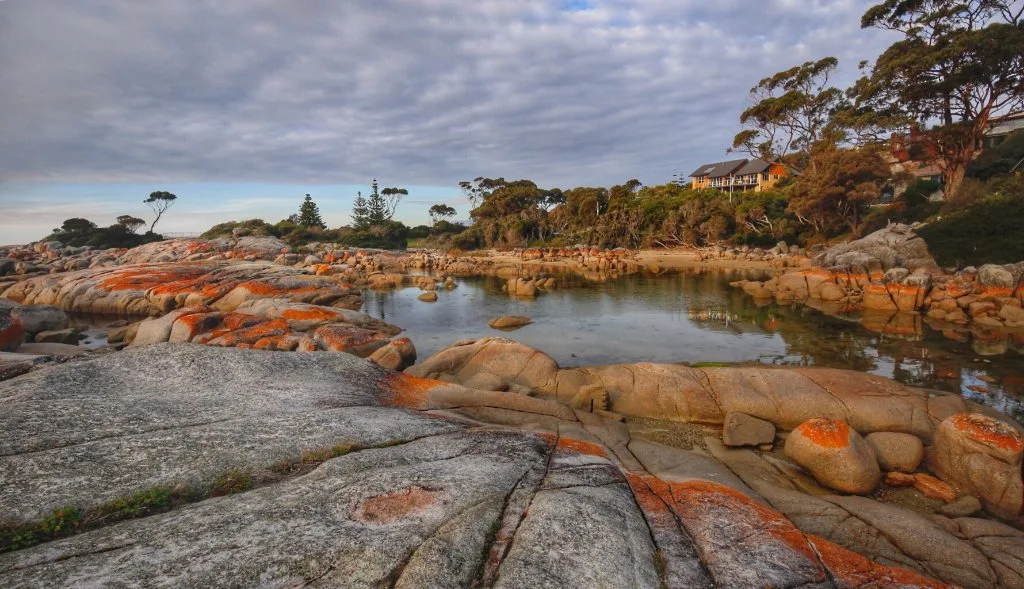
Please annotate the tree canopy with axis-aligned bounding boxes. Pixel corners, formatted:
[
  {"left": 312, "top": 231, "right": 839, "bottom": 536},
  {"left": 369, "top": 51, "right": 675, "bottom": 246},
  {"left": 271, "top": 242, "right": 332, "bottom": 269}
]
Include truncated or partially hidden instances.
[
  {"left": 428, "top": 203, "right": 457, "bottom": 225},
  {"left": 856, "top": 0, "right": 1024, "bottom": 200}
]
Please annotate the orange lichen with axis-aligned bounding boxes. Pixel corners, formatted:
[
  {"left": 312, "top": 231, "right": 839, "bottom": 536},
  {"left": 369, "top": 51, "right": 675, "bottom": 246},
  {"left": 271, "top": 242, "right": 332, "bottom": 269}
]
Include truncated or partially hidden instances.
[
  {"left": 624, "top": 473, "right": 678, "bottom": 530},
  {"left": 98, "top": 266, "right": 208, "bottom": 292},
  {"left": 222, "top": 313, "right": 265, "bottom": 330},
  {"left": 281, "top": 307, "right": 340, "bottom": 322},
  {"left": 555, "top": 437, "right": 608, "bottom": 458},
  {"left": 979, "top": 286, "right": 1013, "bottom": 298},
  {"left": 380, "top": 373, "right": 441, "bottom": 408},
  {"left": 252, "top": 336, "right": 287, "bottom": 350},
  {"left": 950, "top": 413, "right": 1024, "bottom": 453},
  {"left": 235, "top": 280, "right": 317, "bottom": 297},
  {"left": 351, "top": 485, "right": 442, "bottom": 524},
  {"left": 807, "top": 534, "right": 949, "bottom": 588},
  {"left": 668, "top": 479, "right": 821, "bottom": 565},
  {"left": 945, "top": 281, "right": 974, "bottom": 298},
  {"left": 314, "top": 326, "right": 385, "bottom": 352},
  {"left": 207, "top": 319, "right": 291, "bottom": 347},
  {"left": 172, "top": 311, "right": 222, "bottom": 339},
  {"left": 912, "top": 473, "right": 957, "bottom": 503},
  {"left": 795, "top": 418, "right": 851, "bottom": 449}
]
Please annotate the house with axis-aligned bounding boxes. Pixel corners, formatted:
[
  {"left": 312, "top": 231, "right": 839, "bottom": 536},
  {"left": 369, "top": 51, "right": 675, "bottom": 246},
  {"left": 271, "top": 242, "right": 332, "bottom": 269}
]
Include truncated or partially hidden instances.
[
  {"left": 984, "top": 113, "right": 1024, "bottom": 149},
  {"left": 689, "top": 158, "right": 789, "bottom": 193}
]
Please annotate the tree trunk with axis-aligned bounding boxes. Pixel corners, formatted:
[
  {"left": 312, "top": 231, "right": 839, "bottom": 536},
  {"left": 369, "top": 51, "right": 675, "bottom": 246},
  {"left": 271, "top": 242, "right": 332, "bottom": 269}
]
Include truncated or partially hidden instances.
[{"left": 943, "top": 162, "right": 967, "bottom": 204}]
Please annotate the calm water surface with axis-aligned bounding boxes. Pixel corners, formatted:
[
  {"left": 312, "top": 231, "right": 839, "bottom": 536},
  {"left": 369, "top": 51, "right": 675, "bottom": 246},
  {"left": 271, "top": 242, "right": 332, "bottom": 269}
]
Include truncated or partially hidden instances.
[{"left": 362, "top": 268, "right": 1024, "bottom": 421}]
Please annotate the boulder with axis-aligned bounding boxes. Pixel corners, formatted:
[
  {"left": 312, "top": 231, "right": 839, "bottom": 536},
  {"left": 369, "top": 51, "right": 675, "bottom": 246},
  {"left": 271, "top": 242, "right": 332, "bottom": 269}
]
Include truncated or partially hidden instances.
[
  {"left": 817, "top": 282, "right": 845, "bottom": 302},
  {"left": 722, "top": 412, "right": 776, "bottom": 447},
  {"left": 978, "top": 264, "right": 1015, "bottom": 291},
  {"left": 930, "top": 413, "right": 1024, "bottom": 519},
  {"left": 0, "top": 313, "right": 25, "bottom": 352},
  {"left": 488, "top": 315, "right": 533, "bottom": 329},
  {"left": 865, "top": 432, "right": 924, "bottom": 472},
  {"left": 10, "top": 304, "right": 68, "bottom": 334},
  {"left": 417, "top": 291, "right": 438, "bottom": 302},
  {"left": 812, "top": 224, "right": 938, "bottom": 274},
  {"left": 33, "top": 328, "right": 82, "bottom": 345},
  {"left": 784, "top": 418, "right": 881, "bottom": 494},
  {"left": 506, "top": 278, "right": 537, "bottom": 297},
  {"left": 368, "top": 337, "right": 417, "bottom": 372}
]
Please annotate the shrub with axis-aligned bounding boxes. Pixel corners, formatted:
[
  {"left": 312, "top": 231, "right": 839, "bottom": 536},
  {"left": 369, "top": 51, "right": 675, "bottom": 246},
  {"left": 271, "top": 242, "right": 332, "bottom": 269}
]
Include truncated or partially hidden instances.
[{"left": 918, "top": 188, "right": 1024, "bottom": 266}]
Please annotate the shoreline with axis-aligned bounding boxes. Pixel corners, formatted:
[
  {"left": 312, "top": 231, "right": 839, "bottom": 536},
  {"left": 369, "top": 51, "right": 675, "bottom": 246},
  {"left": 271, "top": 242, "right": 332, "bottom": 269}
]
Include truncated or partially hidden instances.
[{"left": 481, "top": 247, "right": 782, "bottom": 273}]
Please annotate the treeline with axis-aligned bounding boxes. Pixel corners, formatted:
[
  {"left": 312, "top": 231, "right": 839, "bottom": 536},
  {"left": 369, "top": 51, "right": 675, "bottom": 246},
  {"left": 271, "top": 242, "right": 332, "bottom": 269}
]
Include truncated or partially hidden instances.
[
  {"left": 435, "top": 0, "right": 1024, "bottom": 263},
  {"left": 430, "top": 175, "right": 932, "bottom": 252}
]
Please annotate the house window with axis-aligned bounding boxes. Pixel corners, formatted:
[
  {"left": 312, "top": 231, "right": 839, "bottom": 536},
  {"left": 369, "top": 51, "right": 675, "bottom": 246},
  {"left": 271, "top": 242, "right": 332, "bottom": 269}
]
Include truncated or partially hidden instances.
[{"left": 762, "top": 172, "right": 769, "bottom": 181}]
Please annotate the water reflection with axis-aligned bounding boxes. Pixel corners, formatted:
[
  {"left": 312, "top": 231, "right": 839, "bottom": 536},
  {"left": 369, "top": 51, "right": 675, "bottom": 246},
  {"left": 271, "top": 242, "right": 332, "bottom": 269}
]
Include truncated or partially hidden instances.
[{"left": 361, "top": 268, "right": 1024, "bottom": 421}]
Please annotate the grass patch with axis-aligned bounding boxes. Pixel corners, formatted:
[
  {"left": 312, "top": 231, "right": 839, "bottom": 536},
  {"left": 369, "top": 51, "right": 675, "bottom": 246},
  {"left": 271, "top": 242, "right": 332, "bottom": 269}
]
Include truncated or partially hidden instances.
[
  {"left": 688, "top": 361, "right": 735, "bottom": 368},
  {"left": 0, "top": 438, "right": 418, "bottom": 554}
]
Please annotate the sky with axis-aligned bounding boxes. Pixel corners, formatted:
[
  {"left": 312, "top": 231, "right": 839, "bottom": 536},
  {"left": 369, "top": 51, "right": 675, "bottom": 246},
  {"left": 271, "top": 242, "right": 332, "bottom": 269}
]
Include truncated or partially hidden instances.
[{"left": 0, "top": 0, "right": 898, "bottom": 245}]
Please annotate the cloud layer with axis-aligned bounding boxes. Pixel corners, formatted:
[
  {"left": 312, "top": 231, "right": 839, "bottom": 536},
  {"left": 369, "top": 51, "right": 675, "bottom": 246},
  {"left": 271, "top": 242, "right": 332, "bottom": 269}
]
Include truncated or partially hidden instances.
[{"left": 0, "top": 0, "right": 896, "bottom": 191}]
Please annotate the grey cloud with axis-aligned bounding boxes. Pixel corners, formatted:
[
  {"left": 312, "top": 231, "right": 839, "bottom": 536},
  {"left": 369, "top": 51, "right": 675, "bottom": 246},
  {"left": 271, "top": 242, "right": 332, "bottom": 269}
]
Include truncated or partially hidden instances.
[{"left": 0, "top": 0, "right": 896, "bottom": 188}]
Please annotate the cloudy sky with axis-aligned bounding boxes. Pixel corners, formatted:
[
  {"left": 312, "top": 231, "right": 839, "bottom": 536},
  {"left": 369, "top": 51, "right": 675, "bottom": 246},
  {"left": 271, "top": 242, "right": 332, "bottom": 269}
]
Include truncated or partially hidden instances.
[{"left": 0, "top": 0, "right": 897, "bottom": 244}]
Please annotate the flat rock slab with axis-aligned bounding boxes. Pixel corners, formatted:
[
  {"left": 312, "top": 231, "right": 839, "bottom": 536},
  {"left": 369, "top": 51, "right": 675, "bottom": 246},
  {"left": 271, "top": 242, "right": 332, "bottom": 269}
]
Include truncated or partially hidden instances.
[
  {"left": 0, "top": 344, "right": 459, "bottom": 523},
  {"left": 0, "top": 432, "right": 545, "bottom": 589}
]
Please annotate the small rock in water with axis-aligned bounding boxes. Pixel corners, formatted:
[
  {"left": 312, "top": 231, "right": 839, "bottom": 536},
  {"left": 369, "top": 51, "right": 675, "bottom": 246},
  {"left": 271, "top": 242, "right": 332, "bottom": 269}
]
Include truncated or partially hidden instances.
[
  {"left": 488, "top": 315, "right": 532, "bottom": 329},
  {"left": 417, "top": 292, "right": 438, "bottom": 302}
]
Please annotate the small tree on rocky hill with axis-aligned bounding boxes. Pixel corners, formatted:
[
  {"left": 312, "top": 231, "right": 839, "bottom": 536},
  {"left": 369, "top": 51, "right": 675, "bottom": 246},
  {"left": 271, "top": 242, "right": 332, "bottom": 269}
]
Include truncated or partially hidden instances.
[
  {"left": 144, "top": 191, "right": 177, "bottom": 233},
  {"left": 298, "top": 194, "right": 325, "bottom": 228}
]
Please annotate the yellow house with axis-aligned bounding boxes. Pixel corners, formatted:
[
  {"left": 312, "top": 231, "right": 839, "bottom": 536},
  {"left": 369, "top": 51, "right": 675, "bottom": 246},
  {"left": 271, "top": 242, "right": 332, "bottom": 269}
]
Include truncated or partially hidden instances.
[{"left": 690, "top": 158, "right": 789, "bottom": 193}]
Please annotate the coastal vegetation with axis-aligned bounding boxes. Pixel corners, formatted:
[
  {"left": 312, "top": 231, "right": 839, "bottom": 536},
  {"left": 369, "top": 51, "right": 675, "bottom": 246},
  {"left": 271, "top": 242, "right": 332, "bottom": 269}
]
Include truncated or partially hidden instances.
[{"left": 42, "top": 217, "right": 163, "bottom": 249}]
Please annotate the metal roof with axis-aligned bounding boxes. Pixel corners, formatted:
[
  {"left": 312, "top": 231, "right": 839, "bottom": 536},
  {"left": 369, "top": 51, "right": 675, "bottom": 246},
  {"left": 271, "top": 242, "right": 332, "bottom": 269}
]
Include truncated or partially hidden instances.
[
  {"left": 733, "top": 158, "right": 772, "bottom": 176},
  {"left": 689, "top": 159, "right": 748, "bottom": 178}
]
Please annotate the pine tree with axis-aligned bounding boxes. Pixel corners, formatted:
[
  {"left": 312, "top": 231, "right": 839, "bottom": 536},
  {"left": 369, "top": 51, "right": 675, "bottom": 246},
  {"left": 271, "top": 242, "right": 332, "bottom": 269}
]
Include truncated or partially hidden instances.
[
  {"left": 351, "top": 191, "right": 369, "bottom": 230},
  {"left": 297, "top": 194, "right": 325, "bottom": 228},
  {"left": 366, "top": 178, "right": 388, "bottom": 226}
]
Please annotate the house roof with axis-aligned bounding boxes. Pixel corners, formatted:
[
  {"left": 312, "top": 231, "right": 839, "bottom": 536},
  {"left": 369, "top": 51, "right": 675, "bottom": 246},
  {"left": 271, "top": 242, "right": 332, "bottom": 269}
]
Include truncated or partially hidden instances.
[
  {"left": 689, "top": 159, "right": 747, "bottom": 178},
  {"left": 733, "top": 158, "right": 773, "bottom": 176}
]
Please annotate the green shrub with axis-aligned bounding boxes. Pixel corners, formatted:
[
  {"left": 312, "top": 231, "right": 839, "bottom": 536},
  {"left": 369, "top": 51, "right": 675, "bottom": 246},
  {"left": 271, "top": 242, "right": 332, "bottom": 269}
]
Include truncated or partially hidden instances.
[
  {"left": 918, "top": 189, "right": 1024, "bottom": 266},
  {"left": 200, "top": 219, "right": 276, "bottom": 239}
]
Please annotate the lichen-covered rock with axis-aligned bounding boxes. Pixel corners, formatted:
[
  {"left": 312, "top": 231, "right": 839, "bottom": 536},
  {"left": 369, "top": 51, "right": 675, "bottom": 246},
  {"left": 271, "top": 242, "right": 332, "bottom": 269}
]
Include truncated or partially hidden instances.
[
  {"left": 0, "top": 262, "right": 361, "bottom": 317},
  {"left": 785, "top": 418, "right": 881, "bottom": 494},
  {"left": 0, "top": 343, "right": 989, "bottom": 588},
  {"left": 368, "top": 337, "right": 417, "bottom": 371},
  {"left": 866, "top": 431, "right": 924, "bottom": 472},
  {"left": 930, "top": 413, "right": 1024, "bottom": 519}
]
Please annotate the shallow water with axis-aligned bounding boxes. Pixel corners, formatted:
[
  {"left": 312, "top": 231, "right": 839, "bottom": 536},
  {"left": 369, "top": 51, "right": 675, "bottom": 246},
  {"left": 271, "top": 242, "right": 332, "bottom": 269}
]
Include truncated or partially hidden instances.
[{"left": 362, "top": 268, "right": 1024, "bottom": 421}]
